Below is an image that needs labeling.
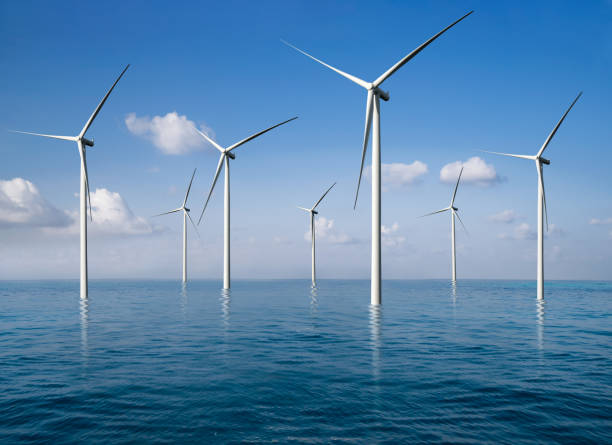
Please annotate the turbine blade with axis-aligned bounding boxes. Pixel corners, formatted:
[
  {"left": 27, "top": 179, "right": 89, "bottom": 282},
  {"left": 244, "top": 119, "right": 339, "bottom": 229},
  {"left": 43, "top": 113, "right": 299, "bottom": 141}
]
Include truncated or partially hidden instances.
[
  {"left": 451, "top": 166, "right": 463, "bottom": 207},
  {"left": 186, "top": 210, "right": 200, "bottom": 238},
  {"left": 281, "top": 39, "right": 371, "bottom": 89},
  {"left": 194, "top": 127, "right": 225, "bottom": 152},
  {"left": 226, "top": 117, "right": 298, "bottom": 152},
  {"left": 455, "top": 210, "right": 469, "bottom": 236},
  {"left": 480, "top": 150, "right": 534, "bottom": 160},
  {"left": 537, "top": 91, "right": 582, "bottom": 158},
  {"left": 373, "top": 10, "right": 474, "bottom": 88},
  {"left": 78, "top": 145, "right": 93, "bottom": 221},
  {"left": 537, "top": 161, "right": 549, "bottom": 232},
  {"left": 198, "top": 153, "right": 225, "bottom": 225},
  {"left": 79, "top": 64, "right": 130, "bottom": 138},
  {"left": 354, "top": 90, "right": 374, "bottom": 209},
  {"left": 10, "top": 130, "right": 76, "bottom": 142},
  {"left": 152, "top": 208, "right": 182, "bottom": 217},
  {"left": 312, "top": 182, "right": 336, "bottom": 210},
  {"left": 297, "top": 206, "right": 311, "bottom": 213},
  {"left": 419, "top": 207, "right": 450, "bottom": 218},
  {"left": 182, "top": 168, "right": 197, "bottom": 207}
]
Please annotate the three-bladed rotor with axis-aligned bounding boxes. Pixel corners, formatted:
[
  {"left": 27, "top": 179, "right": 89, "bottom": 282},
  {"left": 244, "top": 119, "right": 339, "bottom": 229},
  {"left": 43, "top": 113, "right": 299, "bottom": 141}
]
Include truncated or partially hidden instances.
[
  {"left": 11, "top": 64, "right": 130, "bottom": 220},
  {"left": 483, "top": 92, "right": 582, "bottom": 231},
  {"left": 420, "top": 167, "right": 468, "bottom": 234},
  {"left": 153, "top": 168, "right": 199, "bottom": 236},
  {"left": 195, "top": 116, "right": 298, "bottom": 224},
  {"left": 298, "top": 182, "right": 336, "bottom": 215},
  {"left": 282, "top": 11, "right": 473, "bottom": 209}
]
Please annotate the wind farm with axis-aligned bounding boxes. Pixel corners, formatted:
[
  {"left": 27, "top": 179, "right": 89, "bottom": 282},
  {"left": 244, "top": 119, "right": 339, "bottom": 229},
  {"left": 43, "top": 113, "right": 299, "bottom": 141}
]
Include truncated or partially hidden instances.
[{"left": 1, "top": 2, "right": 610, "bottom": 444}]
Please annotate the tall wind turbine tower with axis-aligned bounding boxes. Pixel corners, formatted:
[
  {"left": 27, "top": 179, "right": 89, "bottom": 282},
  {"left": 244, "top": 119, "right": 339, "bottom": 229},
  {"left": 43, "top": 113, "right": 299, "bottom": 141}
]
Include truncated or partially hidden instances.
[
  {"left": 154, "top": 169, "right": 198, "bottom": 283},
  {"left": 12, "top": 65, "right": 130, "bottom": 298},
  {"left": 484, "top": 92, "right": 582, "bottom": 299},
  {"left": 420, "top": 167, "right": 467, "bottom": 282},
  {"left": 298, "top": 182, "right": 336, "bottom": 287},
  {"left": 283, "top": 11, "right": 473, "bottom": 305},
  {"left": 196, "top": 117, "right": 297, "bottom": 289}
]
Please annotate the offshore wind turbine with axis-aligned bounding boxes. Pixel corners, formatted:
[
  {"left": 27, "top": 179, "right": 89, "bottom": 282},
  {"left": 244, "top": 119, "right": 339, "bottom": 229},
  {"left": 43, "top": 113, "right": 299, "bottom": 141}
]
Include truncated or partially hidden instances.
[
  {"left": 484, "top": 92, "right": 582, "bottom": 300},
  {"left": 283, "top": 11, "right": 473, "bottom": 305},
  {"left": 195, "top": 117, "right": 298, "bottom": 289},
  {"left": 298, "top": 182, "right": 336, "bottom": 287},
  {"left": 11, "top": 65, "right": 130, "bottom": 298},
  {"left": 420, "top": 167, "right": 467, "bottom": 282},
  {"left": 154, "top": 169, "right": 198, "bottom": 283}
]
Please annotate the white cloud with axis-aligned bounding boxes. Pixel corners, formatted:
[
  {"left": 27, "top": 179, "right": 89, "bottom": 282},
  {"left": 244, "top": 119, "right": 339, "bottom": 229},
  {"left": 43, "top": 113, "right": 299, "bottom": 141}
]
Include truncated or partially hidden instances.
[
  {"left": 382, "top": 222, "right": 406, "bottom": 247},
  {"left": 366, "top": 161, "right": 428, "bottom": 188},
  {"left": 489, "top": 209, "right": 517, "bottom": 224},
  {"left": 499, "top": 222, "right": 536, "bottom": 240},
  {"left": 87, "top": 188, "right": 155, "bottom": 235},
  {"left": 125, "top": 111, "right": 212, "bottom": 155},
  {"left": 304, "top": 217, "right": 354, "bottom": 244},
  {"left": 0, "top": 178, "right": 71, "bottom": 228},
  {"left": 589, "top": 217, "right": 612, "bottom": 225},
  {"left": 440, "top": 156, "right": 500, "bottom": 186}
]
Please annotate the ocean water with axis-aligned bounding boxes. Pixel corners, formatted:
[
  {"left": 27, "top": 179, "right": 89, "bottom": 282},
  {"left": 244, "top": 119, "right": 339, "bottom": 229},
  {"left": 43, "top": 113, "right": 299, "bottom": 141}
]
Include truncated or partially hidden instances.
[{"left": 0, "top": 279, "right": 610, "bottom": 443}]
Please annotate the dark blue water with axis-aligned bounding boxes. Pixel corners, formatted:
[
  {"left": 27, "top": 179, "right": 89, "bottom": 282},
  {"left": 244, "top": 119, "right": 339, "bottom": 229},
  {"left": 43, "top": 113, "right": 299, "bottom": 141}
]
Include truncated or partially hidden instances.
[{"left": 1, "top": 280, "right": 610, "bottom": 443}]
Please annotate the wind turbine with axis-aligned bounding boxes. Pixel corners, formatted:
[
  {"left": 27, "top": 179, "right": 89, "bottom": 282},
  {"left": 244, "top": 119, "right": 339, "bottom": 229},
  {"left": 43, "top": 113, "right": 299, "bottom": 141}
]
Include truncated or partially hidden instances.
[
  {"left": 484, "top": 92, "right": 582, "bottom": 300},
  {"left": 298, "top": 182, "right": 336, "bottom": 287},
  {"left": 420, "top": 167, "right": 467, "bottom": 282},
  {"left": 195, "top": 117, "right": 298, "bottom": 289},
  {"left": 283, "top": 11, "right": 473, "bottom": 305},
  {"left": 11, "top": 65, "right": 130, "bottom": 298},
  {"left": 154, "top": 169, "right": 198, "bottom": 283}
]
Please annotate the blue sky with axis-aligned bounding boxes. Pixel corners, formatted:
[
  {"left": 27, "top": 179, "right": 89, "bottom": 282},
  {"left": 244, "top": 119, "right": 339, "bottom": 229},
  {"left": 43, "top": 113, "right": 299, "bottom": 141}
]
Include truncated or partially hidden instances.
[{"left": 1, "top": 0, "right": 611, "bottom": 280}]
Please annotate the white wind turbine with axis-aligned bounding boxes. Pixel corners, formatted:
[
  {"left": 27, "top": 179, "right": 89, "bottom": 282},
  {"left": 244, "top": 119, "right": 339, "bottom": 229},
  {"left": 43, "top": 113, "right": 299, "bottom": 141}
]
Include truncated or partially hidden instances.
[
  {"left": 12, "top": 65, "right": 130, "bottom": 298},
  {"left": 195, "top": 117, "right": 298, "bottom": 289},
  {"left": 298, "top": 182, "right": 336, "bottom": 287},
  {"left": 283, "top": 11, "right": 473, "bottom": 305},
  {"left": 420, "top": 167, "right": 467, "bottom": 282},
  {"left": 484, "top": 92, "right": 582, "bottom": 300},
  {"left": 154, "top": 169, "right": 199, "bottom": 283}
]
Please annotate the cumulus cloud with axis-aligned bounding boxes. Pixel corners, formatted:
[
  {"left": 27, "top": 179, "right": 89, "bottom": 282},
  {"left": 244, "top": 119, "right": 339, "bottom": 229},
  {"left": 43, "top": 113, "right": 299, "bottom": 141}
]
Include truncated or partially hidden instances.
[
  {"left": 366, "top": 161, "right": 428, "bottom": 189},
  {"left": 88, "top": 188, "right": 155, "bottom": 235},
  {"left": 125, "top": 111, "right": 213, "bottom": 155},
  {"left": 499, "top": 222, "right": 536, "bottom": 240},
  {"left": 304, "top": 217, "right": 354, "bottom": 244},
  {"left": 382, "top": 222, "right": 406, "bottom": 247},
  {"left": 489, "top": 209, "right": 517, "bottom": 224},
  {"left": 589, "top": 217, "right": 612, "bottom": 225},
  {"left": 0, "top": 178, "right": 71, "bottom": 228},
  {"left": 440, "top": 156, "right": 500, "bottom": 186}
]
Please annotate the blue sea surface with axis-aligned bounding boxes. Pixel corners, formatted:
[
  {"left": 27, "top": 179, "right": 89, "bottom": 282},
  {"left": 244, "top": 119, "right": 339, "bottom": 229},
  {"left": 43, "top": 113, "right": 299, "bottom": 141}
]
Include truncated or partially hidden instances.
[{"left": 1, "top": 279, "right": 611, "bottom": 443}]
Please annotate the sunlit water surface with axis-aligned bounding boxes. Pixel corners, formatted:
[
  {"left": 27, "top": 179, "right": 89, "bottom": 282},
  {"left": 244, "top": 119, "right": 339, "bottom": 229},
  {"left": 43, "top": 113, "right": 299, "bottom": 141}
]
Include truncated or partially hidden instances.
[{"left": 1, "top": 280, "right": 611, "bottom": 443}]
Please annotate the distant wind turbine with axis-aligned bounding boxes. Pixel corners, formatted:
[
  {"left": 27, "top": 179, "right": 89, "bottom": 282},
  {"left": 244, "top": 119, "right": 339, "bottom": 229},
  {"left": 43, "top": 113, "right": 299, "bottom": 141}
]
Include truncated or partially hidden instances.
[
  {"left": 154, "top": 169, "right": 198, "bottom": 283},
  {"left": 484, "top": 92, "right": 582, "bottom": 300},
  {"left": 420, "top": 167, "right": 467, "bottom": 282},
  {"left": 283, "top": 11, "right": 473, "bottom": 305},
  {"left": 195, "top": 117, "right": 298, "bottom": 289},
  {"left": 11, "top": 65, "right": 130, "bottom": 298},
  {"left": 298, "top": 182, "right": 336, "bottom": 287}
]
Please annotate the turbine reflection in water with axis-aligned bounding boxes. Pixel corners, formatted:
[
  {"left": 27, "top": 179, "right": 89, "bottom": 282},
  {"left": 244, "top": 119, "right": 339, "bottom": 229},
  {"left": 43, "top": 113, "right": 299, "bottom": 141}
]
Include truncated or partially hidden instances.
[
  {"left": 79, "top": 297, "right": 89, "bottom": 363},
  {"left": 180, "top": 282, "right": 188, "bottom": 319},
  {"left": 537, "top": 298, "right": 545, "bottom": 351},
  {"left": 369, "top": 304, "right": 382, "bottom": 380},
  {"left": 220, "top": 288, "right": 231, "bottom": 329},
  {"left": 309, "top": 285, "right": 318, "bottom": 314}
]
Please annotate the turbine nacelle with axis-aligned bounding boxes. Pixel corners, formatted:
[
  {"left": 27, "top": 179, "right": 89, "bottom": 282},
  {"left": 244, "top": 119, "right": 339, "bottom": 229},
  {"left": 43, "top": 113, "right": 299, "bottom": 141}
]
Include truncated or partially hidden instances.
[
  {"left": 312, "top": 210, "right": 318, "bottom": 215},
  {"left": 226, "top": 151, "right": 236, "bottom": 160},
  {"left": 373, "top": 87, "right": 390, "bottom": 101},
  {"left": 81, "top": 137, "right": 94, "bottom": 147},
  {"left": 539, "top": 157, "right": 550, "bottom": 165},
  {"left": 452, "top": 206, "right": 458, "bottom": 211},
  {"left": 184, "top": 207, "right": 190, "bottom": 212}
]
